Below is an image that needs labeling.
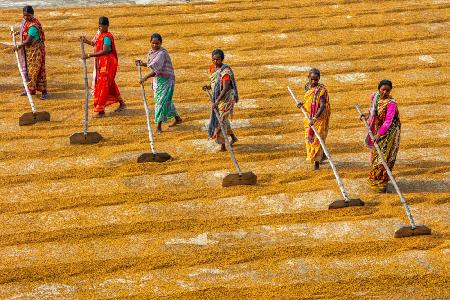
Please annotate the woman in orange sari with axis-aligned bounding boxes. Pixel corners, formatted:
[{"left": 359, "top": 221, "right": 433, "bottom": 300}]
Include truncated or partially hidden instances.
[
  {"left": 80, "top": 17, "right": 125, "bottom": 118},
  {"left": 297, "top": 68, "right": 331, "bottom": 170},
  {"left": 13, "top": 6, "right": 47, "bottom": 99}
]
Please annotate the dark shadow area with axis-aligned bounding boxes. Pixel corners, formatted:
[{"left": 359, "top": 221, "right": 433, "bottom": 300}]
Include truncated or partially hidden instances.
[
  {"left": 107, "top": 108, "right": 145, "bottom": 117},
  {"left": 42, "top": 91, "right": 81, "bottom": 100},
  {"left": 233, "top": 143, "right": 300, "bottom": 153},
  {"left": 333, "top": 161, "right": 368, "bottom": 169},
  {"left": 172, "top": 124, "right": 203, "bottom": 132},
  {"left": 391, "top": 180, "right": 450, "bottom": 193}
]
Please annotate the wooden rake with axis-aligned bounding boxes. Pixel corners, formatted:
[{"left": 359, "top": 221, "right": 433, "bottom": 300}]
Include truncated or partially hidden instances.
[
  {"left": 136, "top": 64, "right": 171, "bottom": 163},
  {"left": 288, "top": 87, "right": 364, "bottom": 209},
  {"left": 205, "top": 89, "right": 257, "bottom": 187},
  {"left": 70, "top": 40, "right": 103, "bottom": 144},
  {"left": 10, "top": 26, "right": 50, "bottom": 126},
  {"left": 355, "top": 103, "right": 431, "bottom": 238}
]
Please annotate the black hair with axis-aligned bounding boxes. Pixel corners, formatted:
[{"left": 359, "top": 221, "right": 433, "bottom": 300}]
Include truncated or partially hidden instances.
[
  {"left": 23, "top": 5, "right": 34, "bottom": 14},
  {"left": 212, "top": 49, "right": 225, "bottom": 60},
  {"left": 150, "top": 33, "right": 162, "bottom": 43},
  {"left": 378, "top": 79, "right": 393, "bottom": 90},
  {"left": 99, "top": 16, "right": 109, "bottom": 26},
  {"left": 308, "top": 68, "right": 320, "bottom": 78}
]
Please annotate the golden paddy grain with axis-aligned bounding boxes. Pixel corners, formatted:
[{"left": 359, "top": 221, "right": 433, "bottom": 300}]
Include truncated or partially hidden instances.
[{"left": 0, "top": 0, "right": 449, "bottom": 298}]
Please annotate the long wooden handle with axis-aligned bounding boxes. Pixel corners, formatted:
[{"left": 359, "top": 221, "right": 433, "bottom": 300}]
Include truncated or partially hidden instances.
[
  {"left": 288, "top": 86, "right": 350, "bottom": 201},
  {"left": 138, "top": 64, "right": 156, "bottom": 154},
  {"left": 11, "top": 26, "right": 37, "bottom": 113},
  {"left": 80, "top": 40, "right": 89, "bottom": 135},
  {"left": 206, "top": 89, "right": 242, "bottom": 175},
  {"left": 355, "top": 104, "right": 416, "bottom": 228}
]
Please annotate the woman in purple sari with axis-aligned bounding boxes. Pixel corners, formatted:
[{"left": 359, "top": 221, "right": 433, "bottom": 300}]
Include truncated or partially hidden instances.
[{"left": 136, "top": 33, "right": 182, "bottom": 133}]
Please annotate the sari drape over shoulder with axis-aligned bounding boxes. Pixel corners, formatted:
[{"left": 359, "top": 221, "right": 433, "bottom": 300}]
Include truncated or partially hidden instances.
[
  {"left": 303, "top": 83, "right": 330, "bottom": 163},
  {"left": 207, "top": 64, "right": 239, "bottom": 144},
  {"left": 366, "top": 92, "right": 401, "bottom": 192},
  {"left": 20, "top": 17, "right": 47, "bottom": 93},
  {"left": 92, "top": 31, "right": 123, "bottom": 113},
  {"left": 146, "top": 47, "right": 179, "bottom": 123}
]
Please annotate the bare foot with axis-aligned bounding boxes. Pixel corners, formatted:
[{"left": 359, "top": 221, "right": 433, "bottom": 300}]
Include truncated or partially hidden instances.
[
  {"left": 220, "top": 144, "right": 226, "bottom": 152},
  {"left": 314, "top": 161, "right": 320, "bottom": 170},
  {"left": 20, "top": 90, "right": 36, "bottom": 96},
  {"left": 168, "top": 117, "right": 182, "bottom": 127},
  {"left": 93, "top": 112, "right": 105, "bottom": 118},
  {"left": 114, "top": 102, "right": 126, "bottom": 112},
  {"left": 230, "top": 137, "right": 238, "bottom": 145}
]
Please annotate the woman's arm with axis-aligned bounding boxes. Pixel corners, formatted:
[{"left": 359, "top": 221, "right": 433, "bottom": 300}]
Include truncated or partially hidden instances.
[
  {"left": 13, "top": 34, "right": 33, "bottom": 51},
  {"left": 82, "top": 43, "right": 111, "bottom": 60},
  {"left": 377, "top": 101, "right": 397, "bottom": 136},
  {"left": 314, "top": 94, "right": 327, "bottom": 119},
  {"left": 213, "top": 79, "right": 230, "bottom": 107},
  {"left": 89, "top": 43, "right": 111, "bottom": 58},
  {"left": 80, "top": 36, "right": 95, "bottom": 47},
  {"left": 139, "top": 70, "right": 156, "bottom": 84},
  {"left": 135, "top": 60, "right": 148, "bottom": 67}
]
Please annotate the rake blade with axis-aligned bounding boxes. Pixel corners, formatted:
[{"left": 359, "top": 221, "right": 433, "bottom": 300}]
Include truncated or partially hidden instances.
[
  {"left": 69, "top": 132, "right": 103, "bottom": 145},
  {"left": 19, "top": 111, "right": 50, "bottom": 126},
  {"left": 137, "top": 152, "right": 171, "bottom": 163},
  {"left": 394, "top": 225, "right": 431, "bottom": 238},
  {"left": 222, "top": 171, "right": 257, "bottom": 187},
  {"left": 328, "top": 198, "right": 365, "bottom": 209}
]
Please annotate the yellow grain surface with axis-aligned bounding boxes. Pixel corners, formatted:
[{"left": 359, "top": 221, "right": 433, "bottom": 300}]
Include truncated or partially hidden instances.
[{"left": 0, "top": 0, "right": 449, "bottom": 299}]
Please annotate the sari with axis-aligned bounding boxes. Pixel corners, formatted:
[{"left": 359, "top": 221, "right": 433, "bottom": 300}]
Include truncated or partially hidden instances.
[
  {"left": 20, "top": 17, "right": 47, "bottom": 93},
  {"left": 146, "top": 47, "right": 179, "bottom": 123},
  {"left": 91, "top": 31, "right": 123, "bottom": 113},
  {"left": 366, "top": 92, "right": 401, "bottom": 192},
  {"left": 207, "top": 64, "right": 239, "bottom": 144},
  {"left": 303, "top": 82, "right": 330, "bottom": 163}
]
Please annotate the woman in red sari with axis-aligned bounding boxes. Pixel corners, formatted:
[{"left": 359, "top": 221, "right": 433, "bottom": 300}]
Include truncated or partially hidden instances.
[
  {"left": 12, "top": 6, "right": 48, "bottom": 99},
  {"left": 80, "top": 16, "right": 126, "bottom": 118}
]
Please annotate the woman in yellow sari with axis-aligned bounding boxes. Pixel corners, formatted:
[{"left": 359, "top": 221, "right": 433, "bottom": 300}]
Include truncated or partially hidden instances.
[{"left": 297, "top": 68, "right": 331, "bottom": 170}]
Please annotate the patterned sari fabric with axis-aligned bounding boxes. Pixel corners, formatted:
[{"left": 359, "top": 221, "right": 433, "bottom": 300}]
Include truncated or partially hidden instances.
[
  {"left": 366, "top": 92, "right": 401, "bottom": 192},
  {"left": 20, "top": 18, "right": 47, "bottom": 93},
  {"left": 92, "top": 32, "right": 123, "bottom": 113},
  {"left": 207, "top": 64, "right": 239, "bottom": 144},
  {"left": 303, "top": 83, "right": 330, "bottom": 163},
  {"left": 146, "top": 48, "right": 179, "bottom": 123}
]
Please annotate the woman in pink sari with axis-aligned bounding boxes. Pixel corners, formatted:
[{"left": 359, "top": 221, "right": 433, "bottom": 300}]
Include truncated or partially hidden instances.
[{"left": 360, "top": 80, "right": 401, "bottom": 192}]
